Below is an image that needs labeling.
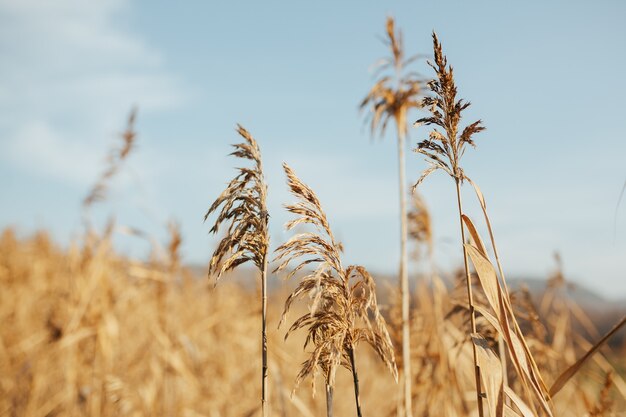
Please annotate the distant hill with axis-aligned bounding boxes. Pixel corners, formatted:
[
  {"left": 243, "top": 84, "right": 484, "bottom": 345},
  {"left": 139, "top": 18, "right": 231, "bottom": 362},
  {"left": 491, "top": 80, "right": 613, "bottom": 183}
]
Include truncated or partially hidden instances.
[
  {"left": 505, "top": 277, "right": 624, "bottom": 309},
  {"left": 189, "top": 264, "right": 626, "bottom": 344},
  {"left": 188, "top": 263, "right": 625, "bottom": 310}
]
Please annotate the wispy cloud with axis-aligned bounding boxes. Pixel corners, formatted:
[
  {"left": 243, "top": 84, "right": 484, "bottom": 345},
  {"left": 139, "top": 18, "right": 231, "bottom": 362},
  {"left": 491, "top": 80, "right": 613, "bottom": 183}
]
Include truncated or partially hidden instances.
[{"left": 0, "top": 0, "right": 186, "bottom": 185}]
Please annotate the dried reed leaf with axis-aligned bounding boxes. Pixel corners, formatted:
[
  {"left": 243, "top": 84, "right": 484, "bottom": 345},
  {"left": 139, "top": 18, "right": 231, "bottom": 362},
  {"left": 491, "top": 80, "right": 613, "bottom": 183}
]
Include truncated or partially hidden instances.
[
  {"left": 504, "top": 386, "right": 535, "bottom": 417},
  {"left": 462, "top": 214, "right": 488, "bottom": 257},
  {"left": 471, "top": 333, "right": 503, "bottom": 417},
  {"left": 465, "top": 243, "right": 553, "bottom": 416},
  {"left": 549, "top": 315, "right": 626, "bottom": 397},
  {"left": 465, "top": 244, "right": 500, "bottom": 318},
  {"left": 577, "top": 334, "right": 626, "bottom": 399},
  {"left": 503, "top": 406, "right": 522, "bottom": 417},
  {"left": 462, "top": 177, "right": 555, "bottom": 415},
  {"left": 463, "top": 177, "right": 511, "bottom": 292}
]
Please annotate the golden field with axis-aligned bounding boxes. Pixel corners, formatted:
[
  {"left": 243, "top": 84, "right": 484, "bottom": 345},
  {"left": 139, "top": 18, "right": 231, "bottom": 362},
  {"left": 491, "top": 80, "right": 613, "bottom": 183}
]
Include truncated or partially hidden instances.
[{"left": 1, "top": 228, "right": 624, "bottom": 416}]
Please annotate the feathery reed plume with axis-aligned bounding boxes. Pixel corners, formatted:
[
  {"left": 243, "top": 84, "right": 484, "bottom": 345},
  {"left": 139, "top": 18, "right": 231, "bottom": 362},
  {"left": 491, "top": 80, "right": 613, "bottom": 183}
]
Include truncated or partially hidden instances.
[
  {"left": 204, "top": 125, "right": 270, "bottom": 417},
  {"left": 412, "top": 31, "right": 486, "bottom": 417},
  {"left": 360, "top": 17, "right": 422, "bottom": 416},
  {"left": 83, "top": 107, "right": 138, "bottom": 210},
  {"left": 274, "top": 163, "right": 397, "bottom": 417}
]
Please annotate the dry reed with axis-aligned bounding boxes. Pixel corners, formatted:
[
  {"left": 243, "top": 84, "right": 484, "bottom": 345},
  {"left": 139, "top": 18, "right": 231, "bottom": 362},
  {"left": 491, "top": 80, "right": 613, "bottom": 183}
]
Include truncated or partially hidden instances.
[
  {"left": 274, "top": 163, "right": 397, "bottom": 417},
  {"left": 0, "top": 229, "right": 624, "bottom": 416},
  {"left": 414, "top": 32, "right": 626, "bottom": 417},
  {"left": 204, "top": 125, "right": 270, "bottom": 417},
  {"left": 413, "top": 31, "right": 486, "bottom": 417},
  {"left": 360, "top": 17, "right": 422, "bottom": 417}
]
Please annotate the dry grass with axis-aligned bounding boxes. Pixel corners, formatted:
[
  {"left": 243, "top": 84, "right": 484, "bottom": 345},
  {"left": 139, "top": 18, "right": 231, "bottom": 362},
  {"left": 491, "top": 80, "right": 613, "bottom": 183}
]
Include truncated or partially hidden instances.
[
  {"left": 204, "top": 124, "right": 270, "bottom": 416},
  {"left": 0, "top": 229, "right": 624, "bottom": 417},
  {"left": 0, "top": 229, "right": 402, "bottom": 417}
]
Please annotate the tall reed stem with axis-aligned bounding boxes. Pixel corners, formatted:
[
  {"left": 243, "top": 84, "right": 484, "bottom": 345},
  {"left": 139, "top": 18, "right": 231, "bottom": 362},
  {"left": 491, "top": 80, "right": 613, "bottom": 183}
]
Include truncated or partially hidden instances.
[
  {"left": 349, "top": 346, "right": 363, "bottom": 417},
  {"left": 261, "top": 253, "right": 268, "bottom": 417},
  {"left": 454, "top": 178, "right": 484, "bottom": 417},
  {"left": 397, "top": 114, "right": 413, "bottom": 417},
  {"left": 204, "top": 125, "right": 270, "bottom": 417},
  {"left": 325, "top": 383, "right": 334, "bottom": 417}
]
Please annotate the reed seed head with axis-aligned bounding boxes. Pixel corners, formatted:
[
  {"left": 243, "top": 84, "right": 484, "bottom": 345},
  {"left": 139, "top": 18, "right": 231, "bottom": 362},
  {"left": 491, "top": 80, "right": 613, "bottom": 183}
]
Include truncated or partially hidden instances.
[
  {"left": 204, "top": 125, "right": 269, "bottom": 281},
  {"left": 360, "top": 16, "right": 422, "bottom": 139},
  {"left": 413, "top": 32, "right": 485, "bottom": 187},
  {"left": 274, "top": 163, "right": 397, "bottom": 394}
]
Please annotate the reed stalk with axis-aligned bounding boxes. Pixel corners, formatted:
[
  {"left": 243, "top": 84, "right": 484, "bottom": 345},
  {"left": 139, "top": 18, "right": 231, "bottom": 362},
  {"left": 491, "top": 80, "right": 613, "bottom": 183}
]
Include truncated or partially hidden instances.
[
  {"left": 360, "top": 19, "right": 422, "bottom": 416},
  {"left": 413, "top": 32, "right": 486, "bottom": 416},
  {"left": 204, "top": 125, "right": 270, "bottom": 417}
]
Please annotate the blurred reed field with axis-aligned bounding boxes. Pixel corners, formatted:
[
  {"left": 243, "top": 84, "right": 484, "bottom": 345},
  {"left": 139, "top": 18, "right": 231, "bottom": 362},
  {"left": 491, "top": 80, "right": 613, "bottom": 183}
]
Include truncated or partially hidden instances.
[
  {"left": 2, "top": 16, "right": 626, "bottom": 417},
  {"left": 1, "top": 228, "right": 625, "bottom": 417}
]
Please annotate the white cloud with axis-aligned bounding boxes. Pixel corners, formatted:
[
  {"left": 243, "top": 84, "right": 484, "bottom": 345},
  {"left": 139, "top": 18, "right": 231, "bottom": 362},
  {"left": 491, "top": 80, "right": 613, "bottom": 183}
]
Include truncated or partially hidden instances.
[
  {"left": 8, "top": 121, "right": 101, "bottom": 185},
  {"left": 0, "top": 0, "right": 186, "bottom": 184}
]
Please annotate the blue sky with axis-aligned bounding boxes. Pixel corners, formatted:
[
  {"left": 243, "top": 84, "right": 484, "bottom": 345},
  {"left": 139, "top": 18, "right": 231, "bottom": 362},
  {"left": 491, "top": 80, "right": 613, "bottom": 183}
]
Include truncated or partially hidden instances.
[{"left": 1, "top": 0, "right": 625, "bottom": 297}]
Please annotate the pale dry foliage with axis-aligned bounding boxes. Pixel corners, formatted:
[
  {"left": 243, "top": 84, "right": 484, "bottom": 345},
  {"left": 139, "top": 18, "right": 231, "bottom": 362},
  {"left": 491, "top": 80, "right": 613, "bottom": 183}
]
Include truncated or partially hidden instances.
[
  {"left": 0, "top": 229, "right": 624, "bottom": 417},
  {"left": 385, "top": 193, "right": 432, "bottom": 378},
  {"left": 274, "top": 164, "right": 397, "bottom": 406}
]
